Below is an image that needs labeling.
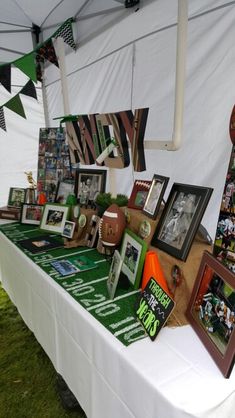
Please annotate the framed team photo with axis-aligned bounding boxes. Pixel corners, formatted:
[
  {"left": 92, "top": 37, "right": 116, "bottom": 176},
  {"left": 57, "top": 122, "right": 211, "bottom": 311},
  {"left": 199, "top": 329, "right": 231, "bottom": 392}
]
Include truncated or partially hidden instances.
[{"left": 186, "top": 251, "right": 235, "bottom": 378}]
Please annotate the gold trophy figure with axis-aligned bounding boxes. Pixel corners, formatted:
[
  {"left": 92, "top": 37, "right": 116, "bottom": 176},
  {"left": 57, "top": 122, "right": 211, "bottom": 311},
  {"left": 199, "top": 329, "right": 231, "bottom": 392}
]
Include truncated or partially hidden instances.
[{"left": 24, "top": 171, "right": 37, "bottom": 204}]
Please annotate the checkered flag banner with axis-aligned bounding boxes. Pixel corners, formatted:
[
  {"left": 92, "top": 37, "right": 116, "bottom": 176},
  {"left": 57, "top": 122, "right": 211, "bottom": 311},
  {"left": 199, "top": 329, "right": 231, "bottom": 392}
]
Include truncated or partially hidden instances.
[
  {"left": 54, "top": 18, "right": 76, "bottom": 50},
  {"left": 0, "top": 107, "right": 6, "bottom": 131}
]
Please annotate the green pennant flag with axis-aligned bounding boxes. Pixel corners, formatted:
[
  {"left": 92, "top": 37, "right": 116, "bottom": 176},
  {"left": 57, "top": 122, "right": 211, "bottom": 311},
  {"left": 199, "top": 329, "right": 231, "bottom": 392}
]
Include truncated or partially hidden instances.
[
  {"left": 5, "top": 94, "right": 26, "bottom": 119},
  {"left": 14, "top": 53, "right": 37, "bottom": 83}
]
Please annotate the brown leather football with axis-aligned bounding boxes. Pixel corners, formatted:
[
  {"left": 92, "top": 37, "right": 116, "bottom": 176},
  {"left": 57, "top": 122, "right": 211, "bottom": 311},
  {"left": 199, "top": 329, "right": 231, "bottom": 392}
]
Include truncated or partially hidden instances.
[{"left": 99, "top": 204, "right": 126, "bottom": 247}]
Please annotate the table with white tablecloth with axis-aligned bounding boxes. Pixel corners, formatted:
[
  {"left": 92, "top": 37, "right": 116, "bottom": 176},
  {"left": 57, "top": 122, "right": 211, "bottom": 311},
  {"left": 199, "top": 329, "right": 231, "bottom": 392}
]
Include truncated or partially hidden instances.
[{"left": 0, "top": 225, "right": 234, "bottom": 418}]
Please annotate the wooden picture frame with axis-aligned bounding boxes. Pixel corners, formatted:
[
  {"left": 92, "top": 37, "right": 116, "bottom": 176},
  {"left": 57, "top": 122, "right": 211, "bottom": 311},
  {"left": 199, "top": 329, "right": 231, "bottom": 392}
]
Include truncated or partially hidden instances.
[
  {"left": 40, "top": 203, "right": 70, "bottom": 234},
  {"left": 55, "top": 180, "right": 75, "bottom": 204},
  {"left": 7, "top": 187, "right": 26, "bottom": 208},
  {"left": 151, "top": 183, "right": 213, "bottom": 261},
  {"left": 142, "top": 174, "right": 169, "bottom": 219},
  {"left": 120, "top": 229, "right": 147, "bottom": 289},
  {"left": 20, "top": 203, "right": 43, "bottom": 225},
  {"left": 128, "top": 180, "right": 152, "bottom": 210},
  {"left": 75, "top": 169, "right": 107, "bottom": 205},
  {"left": 186, "top": 251, "right": 235, "bottom": 378}
]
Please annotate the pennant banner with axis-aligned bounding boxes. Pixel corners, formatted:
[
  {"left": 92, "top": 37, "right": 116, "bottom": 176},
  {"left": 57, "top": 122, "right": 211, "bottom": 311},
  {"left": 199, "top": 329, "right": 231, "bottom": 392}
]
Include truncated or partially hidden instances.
[
  {"left": 0, "top": 107, "right": 6, "bottom": 131},
  {"left": 21, "top": 80, "right": 37, "bottom": 100},
  {"left": 5, "top": 94, "right": 26, "bottom": 119},
  {"left": 0, "top": 64, "right": 11, "bottom": 93},
  {"left": 14, "top": 53, "right": 37, "bottom": 83},
  {"left": 54, "top": 18, "right": 76, "bottom": 50},
  {"left": 36, "top": 39, "right": 59, "bottom": 67}
]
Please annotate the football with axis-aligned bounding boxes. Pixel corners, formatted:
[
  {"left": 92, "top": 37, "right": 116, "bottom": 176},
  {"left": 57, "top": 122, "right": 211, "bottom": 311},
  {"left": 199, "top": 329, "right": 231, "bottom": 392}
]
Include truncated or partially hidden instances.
[{"left": 99, "top": 204, "right": 126, "bottom": 247}]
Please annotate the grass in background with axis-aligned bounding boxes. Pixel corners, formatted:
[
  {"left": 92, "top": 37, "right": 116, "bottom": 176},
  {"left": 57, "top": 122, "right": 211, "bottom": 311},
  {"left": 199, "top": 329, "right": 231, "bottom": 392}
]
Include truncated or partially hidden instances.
[{"left": 0, "top": 285, "right": 86, "bottom": 418}]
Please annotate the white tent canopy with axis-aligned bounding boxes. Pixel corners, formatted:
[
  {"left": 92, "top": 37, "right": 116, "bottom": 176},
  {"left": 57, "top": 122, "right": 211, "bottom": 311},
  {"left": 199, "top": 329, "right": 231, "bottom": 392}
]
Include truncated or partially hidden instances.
[{"left": 0, "top": 0, "right": 234, "bottom": 240}]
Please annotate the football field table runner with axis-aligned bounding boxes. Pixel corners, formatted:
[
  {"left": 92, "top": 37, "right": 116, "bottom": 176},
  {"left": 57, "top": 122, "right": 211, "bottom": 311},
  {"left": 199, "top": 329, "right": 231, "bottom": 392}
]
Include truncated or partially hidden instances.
[{"left": 0, "top": 222, "right": 146, "bottom": 346}]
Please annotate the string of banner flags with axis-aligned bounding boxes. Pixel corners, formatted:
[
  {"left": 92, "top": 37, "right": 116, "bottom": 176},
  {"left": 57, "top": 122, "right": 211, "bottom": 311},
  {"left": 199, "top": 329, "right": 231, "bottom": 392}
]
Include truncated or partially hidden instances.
[{"left": 0, "top": 18, "right": 76, "bottom": 132}]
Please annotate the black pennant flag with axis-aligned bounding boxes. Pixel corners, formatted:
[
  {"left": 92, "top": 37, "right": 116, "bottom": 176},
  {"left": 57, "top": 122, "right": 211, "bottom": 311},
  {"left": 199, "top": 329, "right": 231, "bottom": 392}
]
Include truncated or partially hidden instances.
[
  {"left": 21, "top": 80, "right": 37, "bottom": 100},
  {"left": 0, "top": 64, "right": 11, "bottom": 93},
  {"left": 36, "top": 39, "right": 59, "bottom": 67}
]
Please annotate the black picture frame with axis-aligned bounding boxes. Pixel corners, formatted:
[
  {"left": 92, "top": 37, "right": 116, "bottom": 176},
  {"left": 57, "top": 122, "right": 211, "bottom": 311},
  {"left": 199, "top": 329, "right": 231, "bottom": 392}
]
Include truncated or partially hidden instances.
[
  {"left": 75, "top": 169, "right": 107, "bottom": 204},
  {"left": 142, "top": 174, "right": 169, "bottom": 219},
  {"left": 186, "top": 251, "right": 235, "bottom": 378},
  {"left": 151, "top": 183, "right": 213, "bottom": 261}
]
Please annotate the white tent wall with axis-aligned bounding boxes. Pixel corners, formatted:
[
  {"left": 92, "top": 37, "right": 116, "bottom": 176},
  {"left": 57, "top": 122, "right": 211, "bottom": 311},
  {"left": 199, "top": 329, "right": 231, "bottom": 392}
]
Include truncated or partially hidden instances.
[
  {"left": 42, "top": 0, "right": 235, "bottom": 240},
  {"left": 0, "top": 70, "right": 44, "bottom": 207}
]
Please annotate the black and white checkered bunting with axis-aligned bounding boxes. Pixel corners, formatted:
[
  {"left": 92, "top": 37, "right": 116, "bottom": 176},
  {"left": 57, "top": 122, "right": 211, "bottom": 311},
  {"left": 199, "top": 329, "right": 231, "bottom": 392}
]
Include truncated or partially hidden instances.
[
  {"left": 0, "top": 107, "right": 6, "bottom": 131},
  {"left": 54, "top": 19, "right": 76, "bottom": 50}
]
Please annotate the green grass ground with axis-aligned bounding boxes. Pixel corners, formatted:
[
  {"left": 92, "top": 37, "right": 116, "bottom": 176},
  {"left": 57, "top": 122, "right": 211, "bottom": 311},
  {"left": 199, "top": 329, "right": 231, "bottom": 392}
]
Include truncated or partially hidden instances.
[{"left": 0, "top": 285, "right": 86, "bottom": 418}]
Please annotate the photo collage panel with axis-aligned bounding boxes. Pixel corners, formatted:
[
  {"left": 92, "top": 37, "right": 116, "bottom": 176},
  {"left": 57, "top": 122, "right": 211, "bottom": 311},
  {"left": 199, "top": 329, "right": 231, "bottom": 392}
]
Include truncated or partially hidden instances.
[
  {"left": 213, "top": 145, "right": 235, "bottom": 271},
  {"left": 37, "top": 128, "right": 76, "bottom": 202}
]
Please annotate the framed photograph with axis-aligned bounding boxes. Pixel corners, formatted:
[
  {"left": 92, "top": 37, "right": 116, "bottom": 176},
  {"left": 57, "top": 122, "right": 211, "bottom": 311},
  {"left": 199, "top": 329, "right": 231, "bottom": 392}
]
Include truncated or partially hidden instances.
[
  {"left": 40, "top": 203, "right": 70, "bottom": 234},
  {"left": 55, "top": 180, "right": 75, "bottom": 204},
  {"left": 128, "top": 180, "right": 152, "bottom": 210},
  {"left": 120, "top": 229, "right": 147, "bottom": 289},
  {"left": 20, "top": 204, "right": 43, "bottom": 225},
  {"left": 62, "top": 221, "right": 76, "bottom": 239},
  {"left": 107, "top": 250, "right": 123, "bottom": 299},
  {"left": 75, "top": 169, "right": 107, "bottom": 204},
  {"left": 186, "top": 251, "right": 235, "bottom": 378},
  {"left": 151, "top": 183, "right": 213, "bottom": 261},
  {"left": 7, "top": 187, "right": 26, "bottom": 208},
  {"left": 142, "top": 174, "right": 169, "bottom": 219}
]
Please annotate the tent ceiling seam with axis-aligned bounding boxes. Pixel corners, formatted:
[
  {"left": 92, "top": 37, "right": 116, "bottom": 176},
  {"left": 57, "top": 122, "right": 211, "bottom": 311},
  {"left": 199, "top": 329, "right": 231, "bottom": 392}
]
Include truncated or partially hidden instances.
[
  {"left": 0, "top": 46, "right": 25, "bottom": 57},
  {"left": 74, "top": 0, "right": 91, "bottom": 20},
  {"left": 45, "top": 0, "right": 235, "bottom": 88},
  {"left": 42, "top": 5, "right": 125, "bottom": 32},
  {"left": 0, "top": 29, "right": 32, "bottom": 34},
  {"left": 41, "top": 0, "right": 66, "bottom": 27},
  {"left": 0, "top": 20, "right": 31, "bottom": 29},
  {"left": 12, "top": 0, "right": 32, "bottom": 27}
]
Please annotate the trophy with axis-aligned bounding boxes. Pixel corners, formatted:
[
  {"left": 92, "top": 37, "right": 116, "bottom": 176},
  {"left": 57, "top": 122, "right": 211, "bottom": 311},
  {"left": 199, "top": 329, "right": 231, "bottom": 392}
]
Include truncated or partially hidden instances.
[{"left": 24, "top": 171, "right": 37, "bottom": 204}]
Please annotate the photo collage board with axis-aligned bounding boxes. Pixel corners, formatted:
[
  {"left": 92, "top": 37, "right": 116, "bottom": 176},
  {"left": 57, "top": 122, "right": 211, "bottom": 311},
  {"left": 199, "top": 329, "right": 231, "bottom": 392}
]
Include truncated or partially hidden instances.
[
  {"left": 37, "top": 128, "right": 76, "bottom": 202},
  {"left": 213, "top": 145, "right": 235, "bottom": 272}
]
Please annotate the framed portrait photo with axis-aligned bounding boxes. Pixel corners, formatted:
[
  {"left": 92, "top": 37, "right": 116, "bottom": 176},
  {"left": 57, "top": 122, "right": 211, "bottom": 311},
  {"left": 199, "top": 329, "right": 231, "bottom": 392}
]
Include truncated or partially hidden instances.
[
  {"left": 142, "top": 174, "right": 169, "bottom": 219},
  {"left": 120, "top": 229, "right": 147, "bottom": 289},
  {"left": 128, "top": 180, "right": 152, "bottom": 210},
  {"left": 40, "top": 203, "right": 70, "bottom": 234},
  {"left": 7, "top": 187, "right": 26, "bottom": 208},
  {"left": 21, "top": 204, "right": 43, "bottom": 225},
  {"left": 55, "top": 180, "right": 75, "bottom": 204},
  {"left": 75, "top": 169, "right": 107, "bottom": 205},
  {"left": 151, "top": 183, "right": 213, "bottom": 261},
  {"left": 62, "top": 220, "right": 76, "bottom": 239},
  {"left": 186, "top": 251, "right": 235, "bottom": 378},
  {"left": 107, "top": 250, "right": 123, "bottom": 299}
]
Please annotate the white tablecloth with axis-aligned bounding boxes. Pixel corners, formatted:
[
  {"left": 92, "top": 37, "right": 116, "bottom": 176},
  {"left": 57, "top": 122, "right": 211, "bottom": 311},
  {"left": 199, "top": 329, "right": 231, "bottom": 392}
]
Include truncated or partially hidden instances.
[{"left": 0, "top": 229, "right": 235, "bottom": 418}]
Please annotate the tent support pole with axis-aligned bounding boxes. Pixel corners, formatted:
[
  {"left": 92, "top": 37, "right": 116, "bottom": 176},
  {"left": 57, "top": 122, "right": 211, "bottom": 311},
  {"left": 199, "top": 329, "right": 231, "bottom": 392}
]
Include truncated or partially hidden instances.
[
  {"left": 145, "top": 0, "right": 188, "bottom": 150},
  {"left": 55, "top": 37, "right": 71, "bottom": 117}
]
